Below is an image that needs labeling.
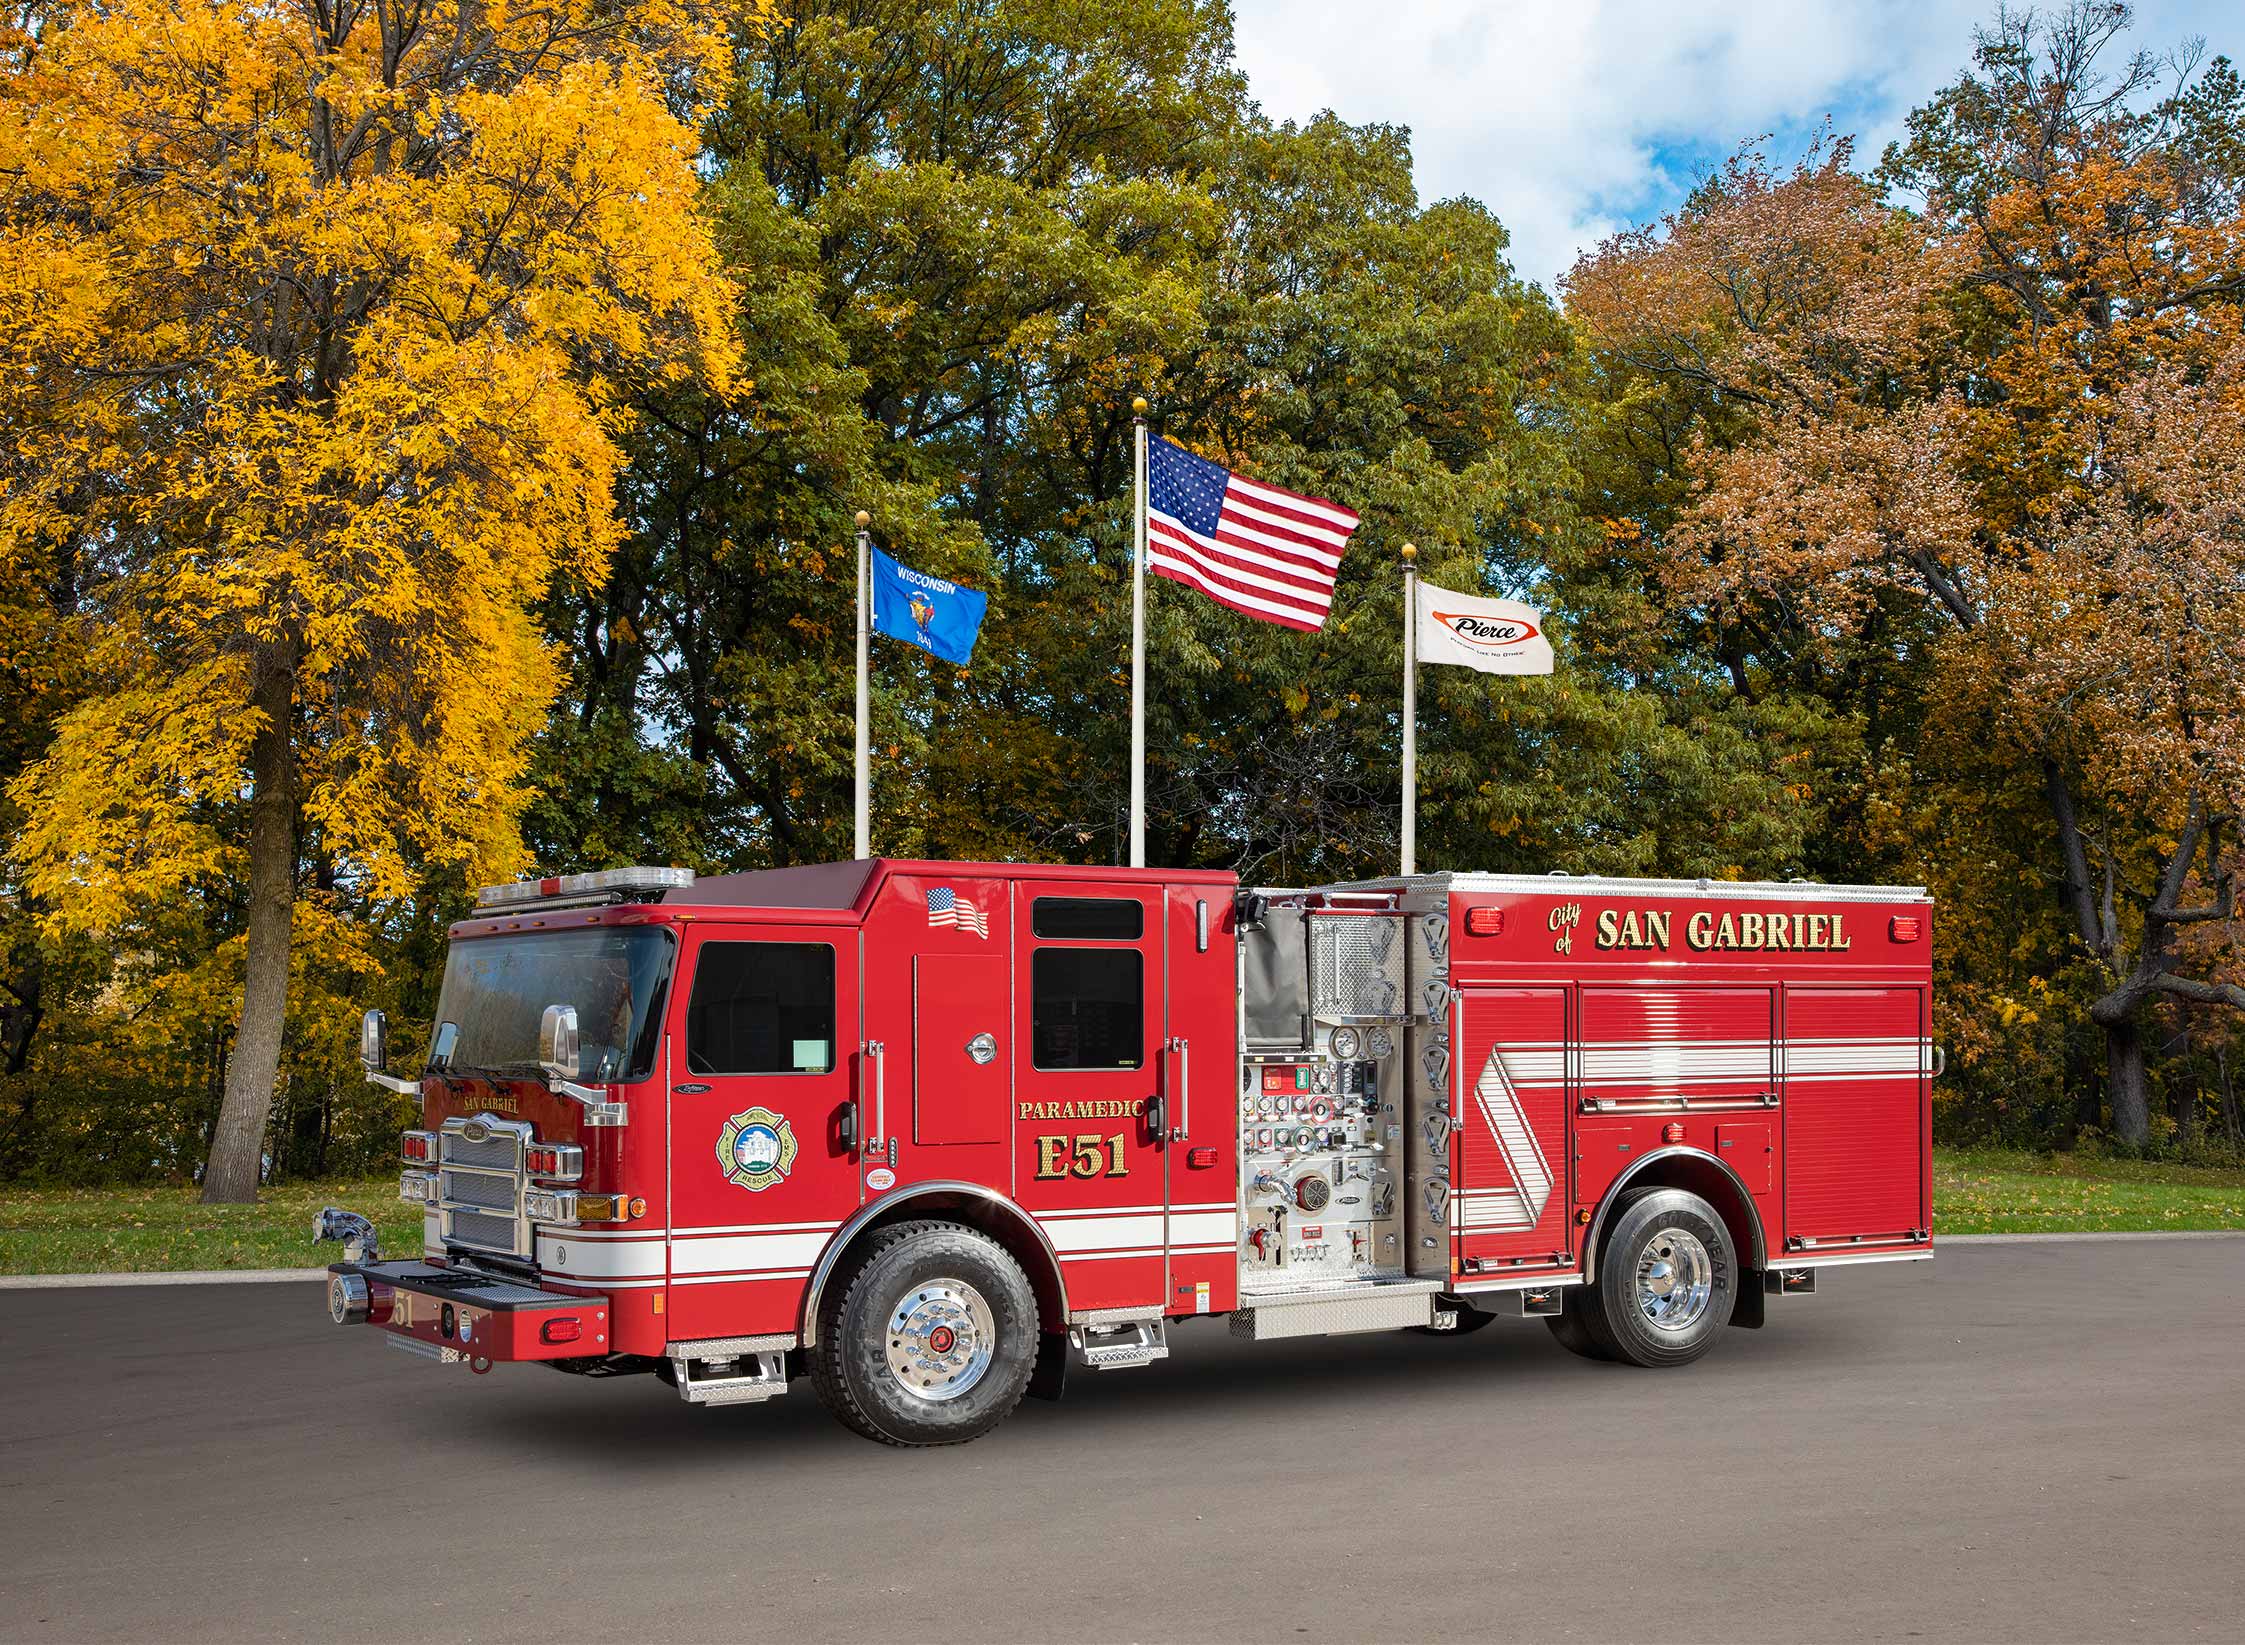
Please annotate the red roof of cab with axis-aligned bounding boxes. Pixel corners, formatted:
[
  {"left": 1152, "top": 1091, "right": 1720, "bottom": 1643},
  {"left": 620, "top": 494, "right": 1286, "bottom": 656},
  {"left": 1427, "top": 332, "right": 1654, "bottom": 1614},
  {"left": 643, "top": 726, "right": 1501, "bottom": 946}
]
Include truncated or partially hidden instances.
[{"left": 664, "top": 857, "right": 1235, "bottom": 915}]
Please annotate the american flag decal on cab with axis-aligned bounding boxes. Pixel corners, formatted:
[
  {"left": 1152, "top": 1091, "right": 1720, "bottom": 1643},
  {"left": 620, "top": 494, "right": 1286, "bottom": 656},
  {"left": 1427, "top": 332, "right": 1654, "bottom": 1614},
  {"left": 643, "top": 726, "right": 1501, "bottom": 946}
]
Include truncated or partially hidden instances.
[{"left": 926, "top": 886, "right": 989, "bottom": 937}]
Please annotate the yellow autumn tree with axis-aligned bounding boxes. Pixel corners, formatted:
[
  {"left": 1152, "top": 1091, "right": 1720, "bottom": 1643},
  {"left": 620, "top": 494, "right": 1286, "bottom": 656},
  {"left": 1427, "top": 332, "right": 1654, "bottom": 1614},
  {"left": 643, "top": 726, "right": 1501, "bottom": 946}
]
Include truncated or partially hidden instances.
[{"left": 0, "top": 0, "right": 763, "bottom": 1199}]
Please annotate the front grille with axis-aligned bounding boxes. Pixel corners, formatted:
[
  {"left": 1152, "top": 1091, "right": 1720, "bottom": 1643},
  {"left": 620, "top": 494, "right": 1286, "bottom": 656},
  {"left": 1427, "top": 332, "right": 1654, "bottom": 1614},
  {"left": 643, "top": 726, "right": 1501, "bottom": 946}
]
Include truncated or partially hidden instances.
[
  {"left": 440, "top": 1129, "right": 521, "bottom": 1171},
  {"left": 437, "top": 1116, "right": 533, "bottom": 1258},
  {"left": 447, "top": 1209, "right": 520, "bottom": 1252},
  {"left": 441, "top": 1169, "right": 518, "bottom": 1210}
]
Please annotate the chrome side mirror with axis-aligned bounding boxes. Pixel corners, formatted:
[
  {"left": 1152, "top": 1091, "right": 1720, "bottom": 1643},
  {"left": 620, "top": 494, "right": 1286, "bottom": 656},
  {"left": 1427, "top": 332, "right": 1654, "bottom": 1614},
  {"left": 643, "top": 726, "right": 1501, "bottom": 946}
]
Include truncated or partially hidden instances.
[
  {"left": 538, "top": 1004, "right": 581, "bottom": 1083},
  {"left": 360, "top": 1008, "right": 388, "bottom": 1071}
]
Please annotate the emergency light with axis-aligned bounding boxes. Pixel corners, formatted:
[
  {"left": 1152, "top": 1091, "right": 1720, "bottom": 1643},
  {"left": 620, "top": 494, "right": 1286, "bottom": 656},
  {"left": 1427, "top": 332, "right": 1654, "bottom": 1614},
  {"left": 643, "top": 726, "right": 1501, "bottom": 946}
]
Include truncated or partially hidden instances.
[{"left": 474, "top": 866, "right": 695, "bottom": 908}]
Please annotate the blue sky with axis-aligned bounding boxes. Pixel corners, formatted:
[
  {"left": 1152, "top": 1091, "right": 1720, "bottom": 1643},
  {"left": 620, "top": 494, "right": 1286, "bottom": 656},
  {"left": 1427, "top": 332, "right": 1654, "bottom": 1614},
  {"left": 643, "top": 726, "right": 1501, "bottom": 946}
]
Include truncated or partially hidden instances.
[{"left": 1230, "top": 0, "right": 2237, "bottom": 291}]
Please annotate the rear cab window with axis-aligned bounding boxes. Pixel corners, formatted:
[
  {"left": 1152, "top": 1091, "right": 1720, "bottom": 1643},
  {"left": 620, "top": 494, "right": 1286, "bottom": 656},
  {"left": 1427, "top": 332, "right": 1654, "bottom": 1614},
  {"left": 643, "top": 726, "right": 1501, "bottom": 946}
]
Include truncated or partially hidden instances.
[{"left": 1030, "top": 897, "right": 1145, "bottom": 1070}]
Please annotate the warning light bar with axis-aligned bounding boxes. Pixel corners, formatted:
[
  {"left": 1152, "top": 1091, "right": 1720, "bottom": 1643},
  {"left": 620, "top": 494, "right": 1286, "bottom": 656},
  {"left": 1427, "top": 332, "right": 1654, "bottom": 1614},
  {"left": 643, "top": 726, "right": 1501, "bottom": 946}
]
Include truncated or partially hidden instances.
[{"left": 474, "top": 867, "right": 695, "bottom": 909}]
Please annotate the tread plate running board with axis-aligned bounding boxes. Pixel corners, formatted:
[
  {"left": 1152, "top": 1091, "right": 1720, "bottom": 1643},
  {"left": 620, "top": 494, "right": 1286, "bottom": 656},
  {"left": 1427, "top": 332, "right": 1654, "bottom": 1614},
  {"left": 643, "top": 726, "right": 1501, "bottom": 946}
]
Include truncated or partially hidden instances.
[
  {"left": 671, "top": 1349, "right": 789, "bottom": 1405},
  {"left": 1231, "top": 1288, "right": 1436, "bottom": 1340},
  {"left": 1071, "top": 1317, "right": 1169, "bottom": 1370}
]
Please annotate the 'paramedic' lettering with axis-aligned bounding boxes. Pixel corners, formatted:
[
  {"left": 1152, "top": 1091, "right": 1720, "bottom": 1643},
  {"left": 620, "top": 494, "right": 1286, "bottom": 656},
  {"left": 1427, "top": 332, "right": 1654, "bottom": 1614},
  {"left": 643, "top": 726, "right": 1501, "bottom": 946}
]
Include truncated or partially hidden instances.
[
  {"left": 1017, "top": 1098, "right": 1148, "bottom": 1121},
  {"left": 1594, "top": 907, "right": 1851, "bottom": 953}
]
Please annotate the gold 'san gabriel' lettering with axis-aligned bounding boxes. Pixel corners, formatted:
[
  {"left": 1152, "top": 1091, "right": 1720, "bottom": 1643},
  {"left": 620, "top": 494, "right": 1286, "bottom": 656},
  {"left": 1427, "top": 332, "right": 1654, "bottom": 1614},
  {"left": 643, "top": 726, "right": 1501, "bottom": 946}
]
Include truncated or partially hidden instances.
[{"left": 1593, "top": 906, "right": 1851, "bottom": 953}]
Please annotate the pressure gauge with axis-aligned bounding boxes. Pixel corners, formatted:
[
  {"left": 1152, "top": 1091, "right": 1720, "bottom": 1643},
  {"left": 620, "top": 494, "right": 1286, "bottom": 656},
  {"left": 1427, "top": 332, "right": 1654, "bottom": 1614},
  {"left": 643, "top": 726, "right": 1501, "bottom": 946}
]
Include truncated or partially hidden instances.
[
  {"left": 1366, "top": 1027, "right": 1394, "bottom": 1059},
  {"left": 1329, "top": 1026, "right": 1362, "bottom": 1060}
]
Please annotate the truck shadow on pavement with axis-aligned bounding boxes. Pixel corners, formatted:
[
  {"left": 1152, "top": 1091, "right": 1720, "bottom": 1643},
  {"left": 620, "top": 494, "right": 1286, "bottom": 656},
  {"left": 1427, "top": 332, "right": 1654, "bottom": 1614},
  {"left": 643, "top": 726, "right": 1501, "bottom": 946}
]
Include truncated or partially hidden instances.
[{"left": 453, "top": 1308, "right": 1882, "bottom": 1471}]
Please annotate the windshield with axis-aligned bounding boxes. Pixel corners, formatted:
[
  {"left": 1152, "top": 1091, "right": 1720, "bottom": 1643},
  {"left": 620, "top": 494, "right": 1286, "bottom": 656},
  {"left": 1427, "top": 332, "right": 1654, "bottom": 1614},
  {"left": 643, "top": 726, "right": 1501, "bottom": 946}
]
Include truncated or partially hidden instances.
[{"left": 428, "top": 927, "right": 676, "bottom": 1082}]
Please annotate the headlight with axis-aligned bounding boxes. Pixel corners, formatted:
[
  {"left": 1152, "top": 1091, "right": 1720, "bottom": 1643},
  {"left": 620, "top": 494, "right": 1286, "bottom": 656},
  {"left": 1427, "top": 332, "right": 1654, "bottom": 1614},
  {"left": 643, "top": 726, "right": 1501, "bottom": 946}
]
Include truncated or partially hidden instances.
[{"left": 523, "top": 1188, "right": 579, "bottom": 1224}]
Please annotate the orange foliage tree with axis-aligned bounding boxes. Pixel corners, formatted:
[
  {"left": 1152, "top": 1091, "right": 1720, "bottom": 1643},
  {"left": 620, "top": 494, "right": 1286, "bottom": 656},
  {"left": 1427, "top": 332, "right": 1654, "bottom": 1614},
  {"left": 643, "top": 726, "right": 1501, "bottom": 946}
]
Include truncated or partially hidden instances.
[{"left": 1568, "top": 6, "right": 2245, "bottom": 1142}]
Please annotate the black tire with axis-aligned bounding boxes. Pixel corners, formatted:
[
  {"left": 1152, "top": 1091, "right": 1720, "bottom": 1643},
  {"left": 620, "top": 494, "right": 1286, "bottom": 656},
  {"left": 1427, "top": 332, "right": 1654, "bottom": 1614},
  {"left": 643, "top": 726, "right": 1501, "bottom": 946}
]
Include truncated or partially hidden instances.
[
  {"left": 1584, "top": 1187, "right": 1737, "bottom": 1368},
  {"left": 1543, "top": 1292, "right": 1613, "bottom": 1361},
  {"left": 810, "top": 1219, "right": 1039, "bottom": 1447}
]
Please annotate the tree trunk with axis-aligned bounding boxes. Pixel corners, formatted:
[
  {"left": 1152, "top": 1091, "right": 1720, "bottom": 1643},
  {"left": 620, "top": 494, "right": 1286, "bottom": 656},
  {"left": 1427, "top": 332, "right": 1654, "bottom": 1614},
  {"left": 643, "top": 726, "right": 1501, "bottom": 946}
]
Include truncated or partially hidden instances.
[
  {"left": 2218, "top": 1048, "right": 2241, "bottom": 1149},
  {"left": 200, "top": 648, "right": 297, "bottom": 1204},
  {"left": 2104, "top": 1015, "right": 2149, "bottom": 1147}
]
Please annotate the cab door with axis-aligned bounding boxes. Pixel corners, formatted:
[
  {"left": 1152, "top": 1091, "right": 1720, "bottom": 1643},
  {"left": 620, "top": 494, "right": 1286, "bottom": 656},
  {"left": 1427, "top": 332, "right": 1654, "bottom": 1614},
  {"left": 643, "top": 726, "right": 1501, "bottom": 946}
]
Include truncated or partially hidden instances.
[
  {"left": 1011, "top": 883, "right": 1167, "bottom": 1313},
  {"left": 663, "top": 924, "right": 861, "bottom": 1342}
]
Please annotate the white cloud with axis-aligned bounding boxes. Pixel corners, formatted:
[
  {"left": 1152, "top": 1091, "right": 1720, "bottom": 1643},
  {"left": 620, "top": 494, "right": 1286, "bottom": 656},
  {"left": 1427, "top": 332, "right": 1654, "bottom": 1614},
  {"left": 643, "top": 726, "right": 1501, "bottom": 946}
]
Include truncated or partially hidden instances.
[{"left": 1230, "top": 0, "right": 2235, "bottom": 291}]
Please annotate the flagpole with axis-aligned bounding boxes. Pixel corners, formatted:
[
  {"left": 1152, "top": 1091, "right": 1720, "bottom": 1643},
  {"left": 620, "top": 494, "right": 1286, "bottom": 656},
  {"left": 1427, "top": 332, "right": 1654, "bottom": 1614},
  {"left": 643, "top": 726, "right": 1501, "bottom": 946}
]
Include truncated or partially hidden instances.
[
  {"left": 1129, "top": 396, "right": 1148, "bottom": 869},
  {"left": 1400, "top": 541, "right": 1417, "bottom": 877},
  {"left": 855, "top": 509, "right": 871, "bottom": 860}
]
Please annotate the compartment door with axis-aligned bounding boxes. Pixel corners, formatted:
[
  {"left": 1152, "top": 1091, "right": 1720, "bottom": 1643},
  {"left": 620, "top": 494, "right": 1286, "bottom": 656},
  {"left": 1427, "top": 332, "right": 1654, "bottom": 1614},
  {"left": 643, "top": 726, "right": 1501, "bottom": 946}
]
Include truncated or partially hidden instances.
[
  {"left": 1454, "top": 987, "right": 1572, "bottom": 1272},
  {"left": 914, "top": 952, "right": 1008, "bottom": 1145},
  {"left": 1783, "top": 987, "right": 1926, "bottom": 1243},
  {"left": 1579, "top": 986, "right": 1775, "bottom": 1111}
]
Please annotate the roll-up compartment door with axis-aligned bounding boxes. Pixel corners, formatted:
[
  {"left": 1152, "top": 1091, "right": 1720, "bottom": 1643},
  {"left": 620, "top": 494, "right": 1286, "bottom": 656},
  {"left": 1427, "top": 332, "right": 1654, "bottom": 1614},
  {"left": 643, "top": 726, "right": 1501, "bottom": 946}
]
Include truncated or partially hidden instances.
[
  {"left": 1579, "top": 987, "right": 1775, "bottom": 1110},
  {"left": 1782, "top": 987, "right": 1926, "bottom": 1241}
]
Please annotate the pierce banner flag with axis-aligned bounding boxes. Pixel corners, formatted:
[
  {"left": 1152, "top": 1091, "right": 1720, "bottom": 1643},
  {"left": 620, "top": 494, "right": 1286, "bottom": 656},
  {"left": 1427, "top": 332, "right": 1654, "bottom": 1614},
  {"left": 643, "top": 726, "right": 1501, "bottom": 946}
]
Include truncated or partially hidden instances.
[{"left": 1413, "top": 580, "right": 1554, "bottom": 675}]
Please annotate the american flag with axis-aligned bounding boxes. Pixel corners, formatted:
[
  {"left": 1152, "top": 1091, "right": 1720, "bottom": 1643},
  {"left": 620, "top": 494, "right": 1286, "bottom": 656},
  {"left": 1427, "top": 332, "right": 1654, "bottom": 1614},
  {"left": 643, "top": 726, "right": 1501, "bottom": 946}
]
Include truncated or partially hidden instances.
[
  {"left": 1146, "top": 435, "right": 1360, "bottom": 632},
  {"left": 925, "top": 886, "right": 988, "bottom": 938}
]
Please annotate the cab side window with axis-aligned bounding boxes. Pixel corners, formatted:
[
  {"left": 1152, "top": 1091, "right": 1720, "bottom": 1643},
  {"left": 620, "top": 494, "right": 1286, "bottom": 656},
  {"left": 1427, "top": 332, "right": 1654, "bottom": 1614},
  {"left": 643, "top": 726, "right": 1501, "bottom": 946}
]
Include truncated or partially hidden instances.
[
  {"left": 686, "top": 942, "right": 836, "bottom": 1074},
  {"left": 1031, "top": 898, "right": 1143, "bottom": 1070}
]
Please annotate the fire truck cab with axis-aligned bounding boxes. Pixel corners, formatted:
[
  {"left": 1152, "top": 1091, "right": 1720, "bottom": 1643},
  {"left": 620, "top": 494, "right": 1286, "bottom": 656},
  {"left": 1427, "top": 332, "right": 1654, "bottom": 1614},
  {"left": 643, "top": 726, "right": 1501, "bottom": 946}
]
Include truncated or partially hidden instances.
[{"left": 325, "top": 858, "right": 1934, "bottom": 1446}]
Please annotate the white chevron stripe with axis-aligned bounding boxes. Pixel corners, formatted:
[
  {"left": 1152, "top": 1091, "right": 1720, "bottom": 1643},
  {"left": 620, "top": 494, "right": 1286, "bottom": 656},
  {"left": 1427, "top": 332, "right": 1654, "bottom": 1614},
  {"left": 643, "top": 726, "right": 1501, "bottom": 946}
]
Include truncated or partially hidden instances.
[{"left": 1468, "top": 1045, "right": 1555, "bottom": 1232}]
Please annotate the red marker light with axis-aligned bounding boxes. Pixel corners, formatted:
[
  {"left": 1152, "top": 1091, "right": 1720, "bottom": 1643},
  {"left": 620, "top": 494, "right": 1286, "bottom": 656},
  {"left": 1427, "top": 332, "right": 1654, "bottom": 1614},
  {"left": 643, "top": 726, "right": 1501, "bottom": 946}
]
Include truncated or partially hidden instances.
[
  {"left": 541, "top": 1317, "right": 583, "bottom": 1345},
  {"left": 1187, "top": 1147, "right": 1219, "bottom": 1168},
  {"left": 1662, "top": 1121, "right": 1686, "bottom": 1144},
  {"left": 1890, "top": 916, "right": 1923, "bottom": 942},
  {"left": 1464, "top": 906, "right": 1504, "bottom": 936}
]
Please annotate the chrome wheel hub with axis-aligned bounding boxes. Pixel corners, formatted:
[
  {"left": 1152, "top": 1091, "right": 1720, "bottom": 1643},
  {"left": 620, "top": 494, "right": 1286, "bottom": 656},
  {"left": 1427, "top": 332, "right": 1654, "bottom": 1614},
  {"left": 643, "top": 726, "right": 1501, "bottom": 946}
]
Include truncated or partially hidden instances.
[
  {"left": 885, "top": 1278, "right": 995, "bottom": 1401},
  {"left": 1635, "top": 1226, "right": 1713, "bottom": 1331}
]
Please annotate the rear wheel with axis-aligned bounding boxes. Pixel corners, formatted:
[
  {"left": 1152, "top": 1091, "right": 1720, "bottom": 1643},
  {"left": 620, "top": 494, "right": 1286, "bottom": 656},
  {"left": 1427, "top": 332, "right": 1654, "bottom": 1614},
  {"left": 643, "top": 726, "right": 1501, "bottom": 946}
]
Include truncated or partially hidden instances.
[
  {"left": 811, "top": 1220, "right": 1038, "bottom": 1446},
  {"left": 1583, "top": 1188, "right": 1737, "bottom": 1368}
]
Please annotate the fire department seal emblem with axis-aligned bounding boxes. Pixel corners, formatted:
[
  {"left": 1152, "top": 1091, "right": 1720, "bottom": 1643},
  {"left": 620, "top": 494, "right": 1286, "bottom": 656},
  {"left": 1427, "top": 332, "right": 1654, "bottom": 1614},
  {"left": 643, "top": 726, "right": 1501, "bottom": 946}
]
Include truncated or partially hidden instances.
[{"left": 716, "top": 1107, "right": 797, "bottom": 1192}]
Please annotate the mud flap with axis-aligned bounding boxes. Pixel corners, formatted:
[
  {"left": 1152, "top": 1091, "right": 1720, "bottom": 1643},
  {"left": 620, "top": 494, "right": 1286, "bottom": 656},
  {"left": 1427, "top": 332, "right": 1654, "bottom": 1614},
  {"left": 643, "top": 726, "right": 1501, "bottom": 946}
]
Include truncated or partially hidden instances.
[
  {"left": 1027, "top": 1329, "right": 1069, "bottom": 1402},
  {"left": 1730, "top": 1271, "right": 1767, "bottom": 1329}
]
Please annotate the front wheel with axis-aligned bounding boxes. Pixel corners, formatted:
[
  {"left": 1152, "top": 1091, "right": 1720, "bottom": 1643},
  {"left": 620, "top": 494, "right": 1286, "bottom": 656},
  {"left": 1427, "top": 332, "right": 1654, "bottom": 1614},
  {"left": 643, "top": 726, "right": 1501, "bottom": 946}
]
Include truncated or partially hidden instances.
[
  {"left": 811, "top": 1220, "right": 1038, "bottom": 1446},
  {"left": 1582, "top": 1188, "right": 1737, "bottom": 1368}
]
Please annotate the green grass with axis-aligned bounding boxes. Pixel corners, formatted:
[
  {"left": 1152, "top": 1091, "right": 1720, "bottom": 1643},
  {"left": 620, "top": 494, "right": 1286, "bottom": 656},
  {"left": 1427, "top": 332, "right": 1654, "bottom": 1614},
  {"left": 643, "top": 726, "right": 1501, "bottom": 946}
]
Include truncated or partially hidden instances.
[
  {"left": 1, "top": 1149, "right": 2239, "bottom": 1274},
  {"left": 0, "top": 1177, "right": 417, "bottom": 1275},
  {"left": 1933, "top": 1147, "right": 2245, "bottom": 1235}
]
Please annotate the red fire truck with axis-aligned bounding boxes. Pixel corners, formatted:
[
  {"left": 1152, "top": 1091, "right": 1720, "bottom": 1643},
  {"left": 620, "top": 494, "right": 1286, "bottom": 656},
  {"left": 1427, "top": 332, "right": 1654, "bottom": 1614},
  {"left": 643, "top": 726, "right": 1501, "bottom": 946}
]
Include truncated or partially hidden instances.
[{"left": 321, "top": 859, "right": 1935, "bottom": 1445}]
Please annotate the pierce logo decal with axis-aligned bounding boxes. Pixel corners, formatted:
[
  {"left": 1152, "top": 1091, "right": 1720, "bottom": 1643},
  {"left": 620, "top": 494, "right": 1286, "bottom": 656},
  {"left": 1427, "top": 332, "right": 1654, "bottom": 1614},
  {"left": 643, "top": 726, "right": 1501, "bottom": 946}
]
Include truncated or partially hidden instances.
[
  {"left": 1432, "top": 610, "right": 1541, "bottom": 649},
  {"left": 716, "top": 1107, "right": 797, "bottom": 1192}
]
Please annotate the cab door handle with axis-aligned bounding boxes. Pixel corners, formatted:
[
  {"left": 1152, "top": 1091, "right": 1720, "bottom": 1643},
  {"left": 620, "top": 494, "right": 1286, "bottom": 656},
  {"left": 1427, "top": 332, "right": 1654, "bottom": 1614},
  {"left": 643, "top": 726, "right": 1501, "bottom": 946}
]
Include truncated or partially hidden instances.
[{"left": 1166, "top": 1035, "right": 1190, "bottom": 1142}]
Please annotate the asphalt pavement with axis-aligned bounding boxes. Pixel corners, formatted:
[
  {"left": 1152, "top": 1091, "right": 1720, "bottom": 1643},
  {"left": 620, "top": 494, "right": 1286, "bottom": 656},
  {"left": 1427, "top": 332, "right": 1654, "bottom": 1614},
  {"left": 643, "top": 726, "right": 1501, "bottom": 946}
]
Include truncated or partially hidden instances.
[{"left": 3, "top": 1237, "right": 2241, "bottom": 1643}]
